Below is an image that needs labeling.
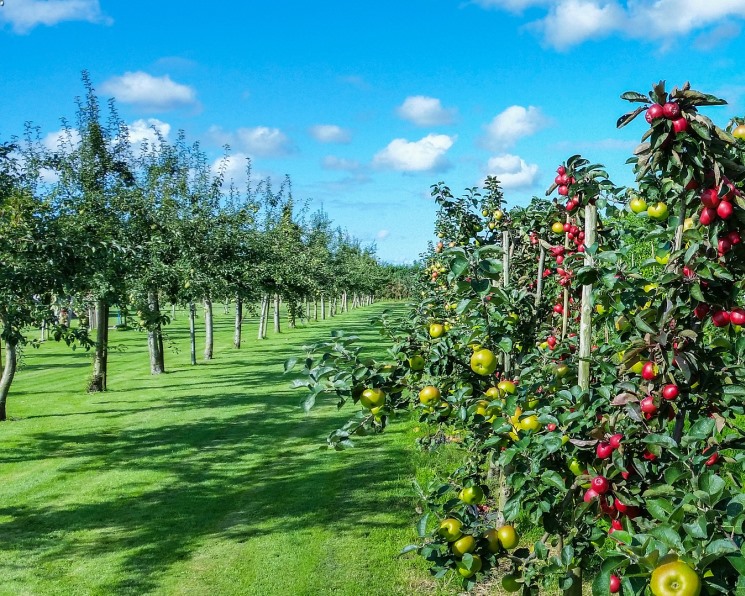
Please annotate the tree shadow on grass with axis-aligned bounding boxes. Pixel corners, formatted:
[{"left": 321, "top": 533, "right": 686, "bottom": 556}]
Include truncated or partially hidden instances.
[{"left": 0, "top": 409, "right": 416, "bottom": 594}]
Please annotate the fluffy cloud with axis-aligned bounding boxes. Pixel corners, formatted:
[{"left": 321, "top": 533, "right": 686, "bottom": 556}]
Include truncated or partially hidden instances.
[
  {"left": 376, "top": 229, "right": 390, "bottom": 240},
  {"left": 208, "top": 125, "right": 294, "bottom": 157},
  {"left": 485, "top": 154, "right": 539, "bottom": 189},
  {"left": 396, "top": 96, "right": 456, "bottom": 126},
  {"left": 310, "top": 124, "right": 352, "bottom": 143},
  {"left": 472, "top": 0, "right": 745, "bottom": 49},
  {"left": 0, "top": 0, "right": 110, "bottom": 33},
  {"left": 101, "top": 71, "right": 197, "bottom": 111},
  {"left": 483, "top": 105, "right": 547, "bottom": 150},
  {"left": 42, "top": 128, "right": 81, "bottom": 152},
  {"left": 322, "top": 156, "right": 360, "bottom": 171},
  {"left": 373, "top": 134, "right": 455, "bottom": 172},
  {"left": 127, "top": 118, "right": 171, "bottom": 146}
]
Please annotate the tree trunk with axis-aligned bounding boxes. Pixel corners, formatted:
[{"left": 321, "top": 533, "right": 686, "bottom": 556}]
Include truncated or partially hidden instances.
[
  {"left": 189, "top": 302, "right": 197, "bottom": 365},
  {"left": 204, "top": 297, "right": 214, "bottom": 360},
  {"left": 261, "top": 296, "right": 269, "bottom": 338},
  {"left": 314, "top": 298, "right": 318, "bottom": 321},
  {"left": 321, "top": 295, "right": 326, "bottom": 320},
  {"left": 305, "top": 298, "right": 310, "bottom": 322},
  {"left": 87, "top": 300, "right": 109, "bottom": 392},
  {"left": 147, "top": 290, "right": 165, "bottom": 375},
  {"left": 273, "top": 294, "right": 281, "bottom": 334},
  {"left": 0, "top": 339, "right": 18, "bottom": 421},
  {"left": 257, "top": 294, "right": 268, "bottom": 340},
  {"left": 578, "top": 204, "right": 597, "bottom": 391},
  {"left": 234, "top": 297, "right": 243, "bottom": 348}
]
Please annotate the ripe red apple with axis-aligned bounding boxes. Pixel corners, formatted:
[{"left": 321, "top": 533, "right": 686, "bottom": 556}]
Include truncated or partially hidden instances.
[
  {"left": 609, "top": 433, "right": 623, "bottom": 449},
  {"left": 546, "top": 335, "right": 557, "bottom": 348},
  {"left": 661, "top": 384, "right": 679, "bottom": 401},
  {"left": 682, "top": 266, "right": 695, "bottom": 278},
  {"left": 700, "top": 206, "right": 717, "bottom": 226},
  {"left": 727, "top": 230, "right": 742, "bottom": 245},
  {"left": 591, "top": 476, "right": 610, "bottom": 495},
  {"left": 555, "top": 174, "right": 568, "bottom": 185},
  {"left": 700, "top": 188, "right": 720, "bottom": 208},
  {"left": 705, "top": 452, "right": 720, "bottom": 466},
  {"left": 645, "top": 104, "right": 664, "bottom": 122},
  {"left": 717, "top": 200, "right": 734, "bottom": 220},
  {"left": 557, "top": 165, "right": 566, "bottom": 175},
  {"left": 712, "top": 310, "right": 731, "bottom": 327},
  {"left": 730, "top": 308, "right": 745, "bottom": 326},
  {"left": 609, "top": 519, "right": 623, "bottom": 533},
  {"left": 718, "top": 237, "right": 733, "bottom": 255},
  {"left": 596, "top": 441, "right": 614, "bottom": 459},
  {"left": 641, "top": 361, "right": 657, "bottom": 380},
  {"left": 547, "top": 423, "right": 557, "bottom": 431},
  {"left": 553, "top": 304, "right": 564, "bottom": 315},
  {"left": 642, "top": 450, "right": 657, "bottom": 461},
  {"left": 610, "top": 574, "right": 621, "bottom": 593},
  {"left": 673, "top": 117, "right": 688, "bottom": 133},
  {"left": 558, "top": 185, "right": 569, "bottom": 196},
  {"left": 694, "top": 303, "right": 710, "bottom": 320},
  {"left": 640, "top": 396, "right": 657, "bottom": 414},
  {"left": 584, "top": 488, "right": 599, "bottom": 502},
  {"left": 662, "top": 102, "right": 681, "bottom": 119}
]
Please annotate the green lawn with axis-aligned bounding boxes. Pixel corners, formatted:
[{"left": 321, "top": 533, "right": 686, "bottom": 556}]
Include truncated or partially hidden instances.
[{"left": 0, "top": 303, "right": 460, "bottom": 596}]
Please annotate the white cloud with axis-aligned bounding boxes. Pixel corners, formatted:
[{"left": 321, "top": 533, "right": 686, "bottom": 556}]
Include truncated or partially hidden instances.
[
  {"left": 208, "top": 125, "right": 294, "bottom": 157},
  {"left": 322, "top": 156, "right": 360, "bottom": 171},
  {"left": 310, "top": 124, "right": 352, "bottom": 143},
  {"left": 376, "top": 229, "right": 390, "bottom": 240},
  {"left": 396, "top": 96, "right": 456, "bottom": 126},
  {"left": 473, "top": 0, "right": 745, "bottom": 49},
  {"left": 535, "top": 0, "right": 624, "bottom": 49},
  {"left": 42, "top": 128, "right": 81, "bottom": 152},
  {"left": 483, "top": 105, "right": 547, "bottom": 150},
  {"left": 373, "top": 134, "right": 455, "bottom": 172},
  {"left": 100, "top": 71, "right": 197, "bottom": 111},
  {"left": 485, "top": 154, "right": 539, "bottom": 189},
  {"left": 0, "top": 0, "right": 110, "bottom": 33},
  {"left": 127, "top": 118, "right": 171, "bottom": 147}
]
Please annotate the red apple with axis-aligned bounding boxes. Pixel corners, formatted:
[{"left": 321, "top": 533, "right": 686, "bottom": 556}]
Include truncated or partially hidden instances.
[
  {"left": 547, "top": 423, "right": 557, "bottom": 431},
  {"left": 700, "top": 206, "right": 717, "bottom": 226},
  {"left": 584, "top": 488, "right": 599, "bottom": 502},
  {"left": 557, "top": 165, "right": 566, "bottom": 175},
  {"left": 609, "top": 519, "right": 623, "bottom": 534},
  {"left": 719, "top": 237, "right": 733, "bottom": 255},
  {"left": 641, "top": 361, "right": 657, "bottom": 380},
  {"left": 610, "top": 574, "right": 621, "bottom": 593},
  {"left": 700, "top": 188, "right": 720, "bottom": 208},
  {"left": 727, "top": 230, "right": 742, "bottom": 245},
  {"left": 558, "top": 185, "right": 569, "bottom": 196},
  {"left": 730, "top": 308, "right": 745, "bottom": 326},
  {"left": 645, "top": 104, "right": 664, "bottom": 122},
  {"left": 705, "top": 452, "right": 720, "bottom": 466},
  {"left": 640, "top": 396, "right": 657, "bottom": 414},
  {"left": 717, "top": 200, "right": 734, "bottom": 220},
  {"left": 642, "top": 450, "right": 657, "bottom": 461},
  {"left": 609, "top": 433, "right": 623, "bottom": 449},
  {"left": 591, "top": 476, "right": 610, "bottom": 495},
  {"left": 662, "top": 102, "right": 681, "bottom": 119},
  {"left": 661, "top": 384, "right": 679, "bottom": 401},
  {"left": 596, "top": 441, "right": 614, "bottom": 459},
  {"left": 712, "top": 310, "right": 731, "bottom": 327},
  {"left": 673, "top": 117, "right": 688, "bottom": 133},
  {"left": 694, "top": 303, "right": 710, "bottom": 320}
]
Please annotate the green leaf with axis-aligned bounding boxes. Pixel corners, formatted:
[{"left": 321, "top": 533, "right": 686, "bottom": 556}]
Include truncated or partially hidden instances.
[
  {"left": 283, "top": 357, "right": 298, "bottom": 373},
  {"left": 416, "top": 513, "right": 430, "bottom": 538},
  {"left": 541, "top": 470, "right": 566, "bottom": 490},
  {"left": 450, "top": 255, "right": 469, "bottom": 277}
]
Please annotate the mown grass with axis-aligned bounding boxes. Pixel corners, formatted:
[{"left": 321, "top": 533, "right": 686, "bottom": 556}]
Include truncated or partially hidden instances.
[{"left": 0, "top": 303, "right": 468, "bottom": 596}]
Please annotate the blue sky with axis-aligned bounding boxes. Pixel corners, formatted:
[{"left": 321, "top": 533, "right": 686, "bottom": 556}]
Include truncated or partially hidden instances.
[{"left": 2, "top": 1, "right": 745, "bottom": 263}]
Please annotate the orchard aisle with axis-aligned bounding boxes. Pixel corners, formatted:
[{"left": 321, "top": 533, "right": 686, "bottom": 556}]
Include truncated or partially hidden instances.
[{"left": 0, "top": 303, "right": 450, "bottom": 596}]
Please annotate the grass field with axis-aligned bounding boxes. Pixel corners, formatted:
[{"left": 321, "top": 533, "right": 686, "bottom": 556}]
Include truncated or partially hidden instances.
[{"left": 0, "top": 302, "right": 467, "bottom": 596}]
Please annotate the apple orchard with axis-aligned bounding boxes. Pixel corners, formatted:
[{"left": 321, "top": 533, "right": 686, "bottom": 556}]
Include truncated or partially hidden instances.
[{"left": 290, "top": 81, "right": 745, "bottom": 595}]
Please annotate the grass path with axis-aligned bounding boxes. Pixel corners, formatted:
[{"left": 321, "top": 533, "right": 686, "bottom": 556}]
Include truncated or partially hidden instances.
[{"left": 0, "top": 303, "right": 457, "bottom": 596}]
